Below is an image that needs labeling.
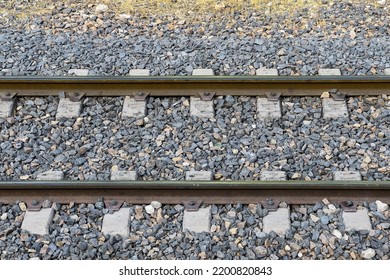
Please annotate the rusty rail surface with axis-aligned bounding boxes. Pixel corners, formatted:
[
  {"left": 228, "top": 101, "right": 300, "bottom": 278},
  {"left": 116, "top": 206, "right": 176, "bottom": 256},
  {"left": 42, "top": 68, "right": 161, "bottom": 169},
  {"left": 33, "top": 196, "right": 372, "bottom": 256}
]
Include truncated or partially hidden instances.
[
  {"left": 0, "top": 76, "right": 390, "bottom": 97},
  {"left": 1, "top": 181, "right": 390, "bottom": 204}
]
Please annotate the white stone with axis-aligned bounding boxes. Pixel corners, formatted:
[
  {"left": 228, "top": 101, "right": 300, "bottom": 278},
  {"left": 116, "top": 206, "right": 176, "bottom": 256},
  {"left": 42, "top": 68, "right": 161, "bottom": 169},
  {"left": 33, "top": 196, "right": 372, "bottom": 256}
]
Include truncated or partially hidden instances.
[
  {"left": 192, "top": 69, "right": 214, "bottom": 76},
  {"left": 256, "top": 68, "right": 279, "bottom": 76},
  {"left": 95, "top": 4, "right": 108, "bottom": 13},
  {"left": 333, "top": 171, "right": 361, "bottom": 181},
  {"left": 36, "top": 171, "right": 64, "bottom": 180},
  {"left": 361, "top": 248, "right": 376, "bottom": 259},
  {"left": 375, "top": 200, "right": 389, "bottom": 213},
  {"left": 68, "top": 69, "right": 89, "bottom": 76},
  {"left": 343, "top": 208, "right": 372, "bottom": 231},
  {"left": 310, "top": 214, "right": 320, "bottom": 222},
  {"left": 121, "top": 96, "right": 146, "bottom": 118},
  {"left": 129, "top": 69, "right": 150, "bottom": 76},
  {"left": 183, "top": 207, "right": 211, "bottom": 233},
  {"left": 56, "top": 98, "right": 82, "bottom": 119},
  {"left": 385, "top": 68, "right": 390, "bottom": 75},
  {"left": 1, "top": 213, "right": 7, "bottom": 221},
  {"left": 111, "top": 170, "right": 137, "bottom": 180},
  {"left": 21, "top": 208, "right": 54, "bottom": 235},
  {"left": 186, "top": 170, "right": 213, "bottom": 180},
  {"left": 257, "top": 98, "right": 281, "bottom": 120},
  {"left": 0, "top": 99, "right": 15, "bottom": 118},
  {"left": 101, "top": 208, "right": 130, "bottom": 238},
  {"left": 332, "top": 229, "right": 342, "bottom": 239},
  {"left": 19, "top": 202, "right": 27, "bottom": 212},
  {"left": 322, "top": 98, "right": 349, "bottom": 119},
  {"left": 190, "top": 96, "right": 214, "bottom": 118},
  {"left": 318, "top": 68, "right": 342, "bottom": 75},
  {"left": 145, "top": 204, "right": 154, "bottom": 214},
  {"left": 151, "top": 201, "right": 162, "bottom": 209},
  {"left": 260, "top": 171, "right": 286, "bottom": 181},
  {"left": 263, "top": 207, "right": 291, "bottom": 235},
  {"left": 378, "top": 0, "right": 387, "bottom": 6},
  {"left": 119, "top": 14, "right": 131, "bottom": 20},
  {"left": 326, "top": 204, "right": 338, "bottom": 214},
  {"left": 328, "top": 204, "right": 337, "bottom": 211}
]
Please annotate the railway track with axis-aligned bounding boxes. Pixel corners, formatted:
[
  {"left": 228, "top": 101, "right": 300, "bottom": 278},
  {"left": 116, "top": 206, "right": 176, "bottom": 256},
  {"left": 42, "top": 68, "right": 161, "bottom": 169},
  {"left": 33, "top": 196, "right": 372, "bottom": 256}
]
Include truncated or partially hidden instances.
[
  {"left": 1, "top": 73, "right": 390, "bottom": 203},
  {"left": 1, "top": 71, "right": 390, "bottom": 259}
]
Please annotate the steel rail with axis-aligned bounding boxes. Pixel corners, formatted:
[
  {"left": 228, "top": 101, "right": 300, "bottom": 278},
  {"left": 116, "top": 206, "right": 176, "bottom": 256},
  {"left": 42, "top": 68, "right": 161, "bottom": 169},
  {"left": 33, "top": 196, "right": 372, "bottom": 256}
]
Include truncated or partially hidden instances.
[
  {"left": 1, "top": 181, "right": 390, "bottom": 204},
  {"left": 0, "top": 76, "right": 390, "bottom": 97}
]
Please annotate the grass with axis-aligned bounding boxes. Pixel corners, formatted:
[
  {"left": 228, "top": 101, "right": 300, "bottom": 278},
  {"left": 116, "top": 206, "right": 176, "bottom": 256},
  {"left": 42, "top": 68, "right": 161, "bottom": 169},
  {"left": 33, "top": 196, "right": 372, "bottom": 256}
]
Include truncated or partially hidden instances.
[
  {"left": 112, "top": 0, "right": 323, "bottom": 17},
  {"left": 0, "top": 0, "right": 385, "bottom": 20}
]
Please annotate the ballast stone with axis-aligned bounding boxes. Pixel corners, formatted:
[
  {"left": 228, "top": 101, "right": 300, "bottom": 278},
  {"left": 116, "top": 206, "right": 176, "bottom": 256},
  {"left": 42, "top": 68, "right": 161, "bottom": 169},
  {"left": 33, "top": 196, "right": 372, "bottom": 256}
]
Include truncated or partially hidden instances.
[
  {"left": 0, "top": 99, "right": 15, "bottom": 118},
  {"left": 186, "top": 170, "right": 213, "bottom": 180},
  {"left": 384, "top": 68, "right": 390, "bottom": 75},
  {"left": 36, "top": 171, "right": 64, "bottom": 180},
  {"left": 102, "top": 208, "right": 130, "bottom": 238},
  {"left": 111, "top": 170, "right": 137, "bottom": 180},
  {"left": 343, "top": 208, "right": 372, "bottom": 231},
  {"left": 333, "top": 171, "right": 361, "bottom": 181},
  {"left": 21, "top": 208, "right": 54, "bottom": 236},
  {"left": 260, "top": 171, "right": 286, "bottom": 181},
  {"left": 56, "top": 98, "right": 82, "bottom": 119},
  {"left": 183, "top": 207, "right": 211, "bottom": 233},
  {"left": 263, "top": 207, "right": 291, "bottom": 235}
]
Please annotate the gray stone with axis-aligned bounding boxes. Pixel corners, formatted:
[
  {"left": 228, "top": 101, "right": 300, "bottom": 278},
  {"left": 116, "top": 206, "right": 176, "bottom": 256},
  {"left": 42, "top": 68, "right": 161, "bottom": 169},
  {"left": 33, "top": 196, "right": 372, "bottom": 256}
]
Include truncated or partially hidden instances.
[{"left": 320, "top": 216, "right": 330, "bottom": 225}]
